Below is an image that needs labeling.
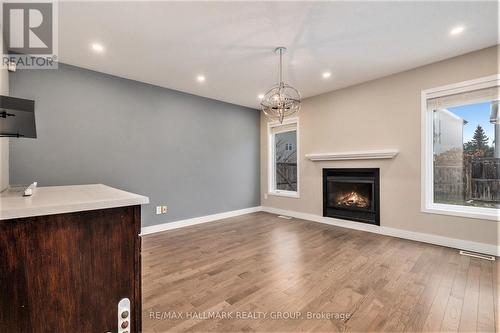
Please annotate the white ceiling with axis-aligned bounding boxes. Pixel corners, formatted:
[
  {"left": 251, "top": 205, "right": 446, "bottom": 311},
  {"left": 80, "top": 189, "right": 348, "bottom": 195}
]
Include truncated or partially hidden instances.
[{"left": 57, "top": 1, "right": 499, "bottom": 109}]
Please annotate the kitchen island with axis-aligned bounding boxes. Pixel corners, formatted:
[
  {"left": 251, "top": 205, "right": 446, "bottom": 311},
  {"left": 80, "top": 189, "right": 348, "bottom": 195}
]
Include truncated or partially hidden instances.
[{"left": 0, "top": 184, "right": 148, "bottom": 333}]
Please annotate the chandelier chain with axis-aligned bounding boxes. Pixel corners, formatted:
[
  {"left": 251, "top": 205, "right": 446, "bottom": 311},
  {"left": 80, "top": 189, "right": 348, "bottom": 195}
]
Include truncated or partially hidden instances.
[{"left": 279, "top": 48, "right": 283, "bottom": 83}]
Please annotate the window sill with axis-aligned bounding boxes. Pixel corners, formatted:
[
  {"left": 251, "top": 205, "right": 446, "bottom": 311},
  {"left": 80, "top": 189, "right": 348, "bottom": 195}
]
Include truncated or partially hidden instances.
[
  {"left": 268, "top": 191, "right": 300, "bottom": 199},
  {"left": 422, "top": 203, "right": 499, "bottom": 221}
]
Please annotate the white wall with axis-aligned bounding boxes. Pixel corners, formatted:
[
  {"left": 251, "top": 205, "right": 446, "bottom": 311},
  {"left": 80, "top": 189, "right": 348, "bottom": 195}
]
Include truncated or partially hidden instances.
[{"left": 0, "top": 2, "right": 9, "bottom": 191}]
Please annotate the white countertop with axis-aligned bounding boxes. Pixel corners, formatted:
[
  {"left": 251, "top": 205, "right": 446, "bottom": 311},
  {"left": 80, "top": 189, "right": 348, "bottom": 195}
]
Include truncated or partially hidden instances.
[{"left": 0, "top": 184, "right": 149, "bottom": 220}]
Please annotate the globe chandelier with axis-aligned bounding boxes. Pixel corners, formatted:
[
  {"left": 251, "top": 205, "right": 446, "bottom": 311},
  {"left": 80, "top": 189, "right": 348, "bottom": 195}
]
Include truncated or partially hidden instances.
[{"left": 260, "top": 47, "right": 301, "bottom": 123}]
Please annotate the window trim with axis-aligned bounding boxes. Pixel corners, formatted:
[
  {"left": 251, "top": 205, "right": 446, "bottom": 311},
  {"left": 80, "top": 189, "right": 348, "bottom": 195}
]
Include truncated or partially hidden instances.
[
  {"left": 421, "top": 74, "right": 500, "bottom": 221},
  {"left": 267, "top": 117, "right": 300, "bottom": 198}
]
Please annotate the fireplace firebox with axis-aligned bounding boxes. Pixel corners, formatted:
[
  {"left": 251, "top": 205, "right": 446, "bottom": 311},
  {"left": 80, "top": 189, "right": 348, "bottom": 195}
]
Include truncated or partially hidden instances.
[{"left": 323, "top": 168, "right": 380, "bottom": 225}]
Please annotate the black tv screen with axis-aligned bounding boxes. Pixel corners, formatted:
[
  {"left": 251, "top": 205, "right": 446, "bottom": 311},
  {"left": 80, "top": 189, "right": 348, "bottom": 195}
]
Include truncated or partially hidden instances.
[{"left": 0, "top": 95, "right": 36, "bottom": 138}]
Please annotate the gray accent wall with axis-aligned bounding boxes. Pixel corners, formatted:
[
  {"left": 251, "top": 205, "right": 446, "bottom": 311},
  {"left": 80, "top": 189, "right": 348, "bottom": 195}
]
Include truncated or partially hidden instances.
[{"left": 9, "top": 63, "right": 260, "bottom": 227}]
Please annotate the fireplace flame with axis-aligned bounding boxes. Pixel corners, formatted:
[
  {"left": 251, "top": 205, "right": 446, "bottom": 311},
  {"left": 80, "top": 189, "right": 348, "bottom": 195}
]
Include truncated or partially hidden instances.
[{"left": 337, "top": 191, "right": 370, "bottom": 208}]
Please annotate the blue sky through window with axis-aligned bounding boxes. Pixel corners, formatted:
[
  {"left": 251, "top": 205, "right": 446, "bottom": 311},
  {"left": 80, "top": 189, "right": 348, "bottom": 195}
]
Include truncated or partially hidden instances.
[{"left": 448, "top": 102, "right": 493, "bottom": 145}]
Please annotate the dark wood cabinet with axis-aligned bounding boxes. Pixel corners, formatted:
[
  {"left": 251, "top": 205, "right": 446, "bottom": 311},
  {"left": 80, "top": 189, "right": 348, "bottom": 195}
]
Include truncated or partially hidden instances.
[{"left": 0, "top": 205, "right": 142, "bottom": 333}]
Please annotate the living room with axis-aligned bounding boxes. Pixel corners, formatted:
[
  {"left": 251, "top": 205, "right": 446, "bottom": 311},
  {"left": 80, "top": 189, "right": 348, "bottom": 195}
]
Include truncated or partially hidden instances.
[{"left": 0, "top": 1, "right": 498, "bottom": 332}]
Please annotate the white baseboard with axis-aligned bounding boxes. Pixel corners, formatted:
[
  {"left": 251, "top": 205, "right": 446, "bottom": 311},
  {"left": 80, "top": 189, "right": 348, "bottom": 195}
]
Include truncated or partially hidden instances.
[
  {"left": 141, "top": 206, "right": 262, "bottom": 235},
  {"left": 261, "top": 206, "right": 499, "bottom": 257},
  {"left": 141, "top": 205, "right": 498, "bottom": 256}
]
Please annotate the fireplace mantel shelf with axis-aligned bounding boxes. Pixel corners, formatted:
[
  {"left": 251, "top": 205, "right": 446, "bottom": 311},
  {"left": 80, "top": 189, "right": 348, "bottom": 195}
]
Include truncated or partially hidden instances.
[{"left": 305, "top": 150, "right": 399, "bottom": 161}]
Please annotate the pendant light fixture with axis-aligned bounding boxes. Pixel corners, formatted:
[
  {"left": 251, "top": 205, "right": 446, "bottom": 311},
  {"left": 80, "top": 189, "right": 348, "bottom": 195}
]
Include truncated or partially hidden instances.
[{"left": 260, "top": 47, "right": 301, "bottom": 123}]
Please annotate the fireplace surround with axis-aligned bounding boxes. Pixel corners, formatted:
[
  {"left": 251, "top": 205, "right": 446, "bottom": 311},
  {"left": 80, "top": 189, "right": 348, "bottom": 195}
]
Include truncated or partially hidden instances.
[{"left": 323, "top": 168, "right": 380, "bottom": 225}]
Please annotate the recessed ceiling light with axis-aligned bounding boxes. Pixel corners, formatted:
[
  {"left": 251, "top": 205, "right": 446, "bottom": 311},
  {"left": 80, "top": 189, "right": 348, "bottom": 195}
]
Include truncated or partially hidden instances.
[
  {"left": 322, "top": 72, "right": 332, "bottom": 79},
  {"left": 450, "top": 25, "right": 465, "bottom": 36},
  {"left": 91, "top": 43, "right": 104, "bottom": 53},
  {"left": 258, "top": 94, "right": 265, "bottom": 99},
  {"left": 196, "top": 75, "right": 206, "bottom": 83}
]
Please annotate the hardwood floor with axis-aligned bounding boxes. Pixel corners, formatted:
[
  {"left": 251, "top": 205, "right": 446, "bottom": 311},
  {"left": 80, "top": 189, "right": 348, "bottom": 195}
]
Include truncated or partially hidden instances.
[{"left": 141, "top": 212, "right": 498, "bottom": 332}]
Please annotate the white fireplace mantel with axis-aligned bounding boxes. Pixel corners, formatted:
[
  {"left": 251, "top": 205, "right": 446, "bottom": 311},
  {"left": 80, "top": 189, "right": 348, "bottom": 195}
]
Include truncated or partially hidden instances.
[{"left": 305, "top": 149, "right": 399, "bottom": 161}]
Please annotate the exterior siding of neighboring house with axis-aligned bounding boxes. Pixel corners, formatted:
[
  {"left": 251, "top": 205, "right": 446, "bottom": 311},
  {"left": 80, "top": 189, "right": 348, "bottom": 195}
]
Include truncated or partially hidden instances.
[
  {"left": 433, "top": 108, "right": 466, "bottom": 155},
  {"left": 433, "top": 108, "right": 466, "bottom": 202},
  {"left": 491, "top": 101, "right": 500, "bottom": 157},
  {"left": 275, "top": 130, "right": 297, "bottom": 191}
]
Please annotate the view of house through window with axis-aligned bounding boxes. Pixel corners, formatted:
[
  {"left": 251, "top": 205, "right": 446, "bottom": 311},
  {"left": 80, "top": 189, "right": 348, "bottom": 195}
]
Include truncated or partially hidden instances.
[
  {"left": 432, "top": 96, "right": 499, "bottom": 209},
  {"left": 273, "top": 128, "right": 297, "bottom": 192}
]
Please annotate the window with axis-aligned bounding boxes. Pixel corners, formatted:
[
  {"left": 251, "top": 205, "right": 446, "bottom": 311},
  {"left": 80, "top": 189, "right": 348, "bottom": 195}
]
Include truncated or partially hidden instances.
[
  {"left": 422, "top": 75, "right": 500, "bottom": 220},
  {"left": 268, "top": 119, "right": 299, "bottom": 198}
]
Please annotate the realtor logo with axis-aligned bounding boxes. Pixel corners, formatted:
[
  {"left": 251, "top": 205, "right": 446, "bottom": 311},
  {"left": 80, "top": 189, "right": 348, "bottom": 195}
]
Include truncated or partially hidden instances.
[
  {"left": 2, "top": 1, "right": 57, "bottom": 69},
  {"left": 4, "top": 2, "right": 53, "bottom": 54}
]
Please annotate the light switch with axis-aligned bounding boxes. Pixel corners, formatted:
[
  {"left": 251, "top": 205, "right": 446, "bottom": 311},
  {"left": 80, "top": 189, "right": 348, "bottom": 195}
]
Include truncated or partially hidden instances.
[{"left": 156, "top": 206, "right": 162, "bottom": 215}]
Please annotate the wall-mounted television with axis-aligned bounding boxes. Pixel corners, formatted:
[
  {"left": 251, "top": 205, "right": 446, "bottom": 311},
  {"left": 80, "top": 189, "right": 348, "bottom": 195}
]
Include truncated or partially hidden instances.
[{"left": 0, "top": 95, "right": 36, "bottom": 138}]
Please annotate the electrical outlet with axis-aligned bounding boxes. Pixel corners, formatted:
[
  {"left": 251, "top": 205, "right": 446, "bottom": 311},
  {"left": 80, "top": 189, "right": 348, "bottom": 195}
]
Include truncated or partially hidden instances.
[
  {"left": 162, "top": 205, "right": 168, "bottom": 214},
  {"left": 156, "top": 206, "right": 162, "bottom": 215}
]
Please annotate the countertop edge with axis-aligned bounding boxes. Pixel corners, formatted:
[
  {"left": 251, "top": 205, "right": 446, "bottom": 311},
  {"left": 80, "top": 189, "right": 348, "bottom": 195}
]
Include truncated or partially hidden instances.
[
  {"left": 0, "top": 196, "right": 149, "bottom": 220},
  {"left": 0, "top": 184, "right": 150, "bottom": 220}
]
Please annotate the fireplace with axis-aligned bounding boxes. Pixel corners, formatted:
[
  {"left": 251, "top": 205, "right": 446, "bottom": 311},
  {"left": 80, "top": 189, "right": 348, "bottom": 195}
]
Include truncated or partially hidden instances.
[{"left": 323, "top": 168, "right": 380, "bottom": 225}]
